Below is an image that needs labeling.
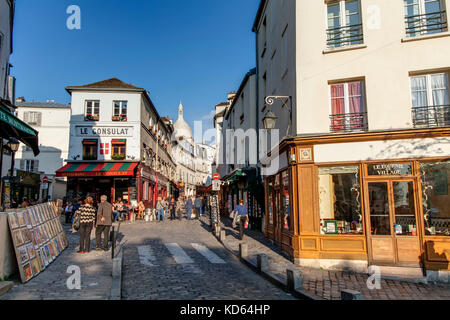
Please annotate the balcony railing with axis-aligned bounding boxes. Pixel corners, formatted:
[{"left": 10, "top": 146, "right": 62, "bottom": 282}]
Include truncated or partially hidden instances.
[
  {"left": 412, "top": 105, "right": 450, "bottom": 128},
  {"left": 330, "top": 112, "right": 368, "bottom": 133},
  {"left": 405, "top": 11, "right": 447, "bottom": 37},
  {"left": 326, "top": 24, "right": 363, "bottom": 48}
]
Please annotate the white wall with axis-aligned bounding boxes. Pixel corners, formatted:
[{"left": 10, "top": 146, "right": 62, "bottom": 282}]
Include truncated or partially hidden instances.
[
  {"left": 68, "top": 91, "right": 142, "bottom": 161},
  {"left": 0, "top": 0, "right": 12, "bottom": 100}
]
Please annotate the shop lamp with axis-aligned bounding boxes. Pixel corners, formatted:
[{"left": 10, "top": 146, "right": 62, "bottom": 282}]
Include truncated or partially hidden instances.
[
  {"left": 263, "top": 110, "right": 278, "bottom": 131},
  {"left": 7, "top": 138, "right": 20, "bottom": 152}
]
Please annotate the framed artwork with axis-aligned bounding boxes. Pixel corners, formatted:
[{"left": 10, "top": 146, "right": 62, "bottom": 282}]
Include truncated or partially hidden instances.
[
  {"left": 36, "top": 250, "right": 44, "bottom": 270},
  {"left": 12, "top": 229, "right": 24, "bottom": 246},
  {"left": 38, "top": 248, "right": 48, "bottom": 268},
  {"left": 16, "top": 212, "right": 26, "bottom": 227},
  {"left": 26, "top": 242, "right": 36, "bottom": 260},
  {"left": 30, "top": 229, "right": 39, "bottom": 249},
  {"left": 26, "top": 209, "right": 35, "bottom": 227},
  {"left": 36, "top": 206, "right": 44, "bottom": 223},
  {"left": 18, "top": 245, "right": 29, "bottom": 264},
  {"left": 30, "top": 258, "right": 40, "bottom": 275},
  {"left": 23, "top": 211, "right": 32, "bottom": 228},
  {"left": 22, "top": 229, "right": 32, "bottom": 243},
  {"left": 324, "top": 220, "right": 339, "bottom": 235},
  {"left": 23, "top": 263, "right": 33, "bottom": 281},
  {"left": 44, "top": 245, "right": 52, "bottom": 262},
  {"left": 8, "top": 212, "right": 19, "bottom": 229}
]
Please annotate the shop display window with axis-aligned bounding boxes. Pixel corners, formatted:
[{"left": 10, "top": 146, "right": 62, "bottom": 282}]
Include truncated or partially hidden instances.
[
  {"left": 393, "top": 181, "right": 417, "bottom": 236},
  {"left": 268, "top": 180, "right": 274, "bottom": 226},
  {"left": 281, "top": 171, "right": 291, "bottom": 231},
  {"left": 420, "top": 161, "right": 450, "bottom": 237},
  {"left": 318, "top": 166, "right": 363, "bottom": 235}
]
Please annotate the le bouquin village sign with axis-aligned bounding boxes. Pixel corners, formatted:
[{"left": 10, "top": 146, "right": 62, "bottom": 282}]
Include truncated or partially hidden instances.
[{"left": 75, "top": 125, "right": 134, "bottom": 137}]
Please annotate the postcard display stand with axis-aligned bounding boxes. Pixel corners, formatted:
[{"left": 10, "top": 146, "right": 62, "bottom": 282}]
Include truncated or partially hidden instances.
[{"left": 7, "top": 202, "right": 69, "bottom": 283}]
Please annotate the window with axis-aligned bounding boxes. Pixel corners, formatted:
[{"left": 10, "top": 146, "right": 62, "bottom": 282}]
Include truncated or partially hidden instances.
[
  {"left": 282, "top": 24, "right": 289, "bottom": 77},
  {"left": 20, "top": 160, "right": 39, "bottom": 173},
  {"left": 410, "top": 73, "right": 450, "bottom": 127},
  {"left": 420, "top": 161, "right": 450, "bottom": 237},
  {"left": 318, "top": 166, "right": 363, "bottom": 235},
  {"left": 261, "top": 17, "right": 267, "bottom": 57},
  {"left": 82, "top": 139, "right": 98, "bottom": 160},
  {"left": 23, "top": 111, "right": 42, "bottom": 126},
  {"left": 329, "top": 80, "right": 367, "bottom": 132},
  {"left": 113, "top": 101, "right": 127, "bottom": 121},
  {"left": 85, "top": 100, "right": 100, "bottom": 121},
  {"left": 404, "top": 0, "right": 447, "bottom": 37},
  {"left": 281, "top": 171, "right": 291, "bottom": 231},
  {"left": 111, "top": 139, "right": 126, "bottom": 160},
  {"left": 326, "top": 0, "right": 363, "bottom": 48}
]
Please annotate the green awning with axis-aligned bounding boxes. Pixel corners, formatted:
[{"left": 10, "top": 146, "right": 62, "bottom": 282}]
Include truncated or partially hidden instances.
[
  {"left": 0, "top": 100, "right": 40, "bottom": 156},
  {"left": 225, "top": 169, "right": 244, "bottom": 183}
]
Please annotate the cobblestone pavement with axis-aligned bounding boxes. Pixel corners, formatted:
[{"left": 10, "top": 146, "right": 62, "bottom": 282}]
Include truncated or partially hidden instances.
[
  {"left": 119, "top": 217, "right": 297, "bottom": 300},
  {"left": 209, "top": 216, "right": 450, "bottom": 300},
  {"left": 1, "top": 222, "right": 112, "bottom": 300}
]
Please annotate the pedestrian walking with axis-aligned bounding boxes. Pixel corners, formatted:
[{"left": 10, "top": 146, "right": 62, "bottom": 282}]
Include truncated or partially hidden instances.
[
  {"left": 169, "top": 197, "right": 176, "bottom": 220},
  {"left": 235, "top": 200, "right": 249, "bottom": 240},
  {"left": 95, "top": 195, "right": 113, "bottom": 251},
  {"left": 156, "top": 197, "right": 165, "bottom": 221},
  {"left": 194, "top": 196, "right": 201, "bottom": 219},
  {"left": 75, "top": 197, "right": 97, "bottom": 253},
  {"left": 186, "top": 197, "right": 193, "bottom": 220},
  {"left": 176, "top": 196, "right": 185, "bottom": 220},
  {"left": 64, "top": 201, "right": 73, "bottom": 224},
  {"left": 200, "top": 196, "right": 206, "bottom": 217}
]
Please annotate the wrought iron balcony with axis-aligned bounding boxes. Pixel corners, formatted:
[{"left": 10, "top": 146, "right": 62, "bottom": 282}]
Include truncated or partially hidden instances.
[
  {"left": 326, "top": 24, "right": 363, "bottom": 48},
  {"left": 412, "top": 105, "right": 450, "bottom": 128},
  {"left": 330, "top": 112, "right": 368, "bottom": 133},
  {"left": 405, "top": 11, "right": 447, "bottom": 37}
]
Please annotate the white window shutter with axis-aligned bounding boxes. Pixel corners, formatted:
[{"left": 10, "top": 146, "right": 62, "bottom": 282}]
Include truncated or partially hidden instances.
[{"left": 23, "top": 112, "right": 29, "bottom": 123}]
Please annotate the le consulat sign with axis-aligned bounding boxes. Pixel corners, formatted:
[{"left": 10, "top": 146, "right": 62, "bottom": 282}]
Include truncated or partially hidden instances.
[{"left": 76, "top": 126, "right": 134, "bottom": 137}]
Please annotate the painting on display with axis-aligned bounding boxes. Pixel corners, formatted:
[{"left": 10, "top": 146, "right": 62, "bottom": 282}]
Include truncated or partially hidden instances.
[{"left": 7, "top": 202, "right": 68, "bottom": 283}]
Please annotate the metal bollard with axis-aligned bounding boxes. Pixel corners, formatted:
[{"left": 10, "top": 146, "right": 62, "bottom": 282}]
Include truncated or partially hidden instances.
[
  {"left": 341, "top": 289, "right": 362, "bottom": 300},
  {"left": 111, "top": 226, "right": 115, "bottom": 259},
  {"left": 257, "top": 254, "right": 268, "bottom": 272},
  {"left": 286, "top": 269, "right": 302, "bottom": 291}
]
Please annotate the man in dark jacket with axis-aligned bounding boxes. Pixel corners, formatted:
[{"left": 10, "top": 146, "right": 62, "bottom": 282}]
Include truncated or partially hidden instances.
[{"left": 95, "top": 195, "right": 113, "bottom": 251}]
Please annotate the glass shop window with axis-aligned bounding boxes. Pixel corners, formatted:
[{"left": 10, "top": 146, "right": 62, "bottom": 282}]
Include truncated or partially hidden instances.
[
  {"left": 268, "top": 179, "right": 274, "bottom": 226},
  {"left": 281, "top": 170, "right": 291, "bottom": 231},
  {"left": 420, "top": 160, "right": 450, "bottom": 237},
  {"left": 318, "top": 165, "right": 363, "bottom": 235}
]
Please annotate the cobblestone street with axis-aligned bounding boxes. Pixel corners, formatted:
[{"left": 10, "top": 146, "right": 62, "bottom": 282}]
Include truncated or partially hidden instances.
[
  {"left": 0, "top": 223, "right": 112, "bottom": 300},
  {"left": 120, "top": 218, "right": 297, "bottom": 300},
  {"left": 211, "top": 216, "right": 450, "bottom": 301}
]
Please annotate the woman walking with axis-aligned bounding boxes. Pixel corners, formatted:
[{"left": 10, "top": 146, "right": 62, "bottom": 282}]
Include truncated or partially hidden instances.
[
  {"left": 169, "top": 197, "right": 176, "bottom": 220},
  {"left": 75, "top": 197, "right": 97, "bottom": 254}
]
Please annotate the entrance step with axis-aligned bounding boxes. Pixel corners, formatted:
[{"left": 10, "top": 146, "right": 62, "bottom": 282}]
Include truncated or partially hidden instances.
[{"left": 372, "top": 265, "right": 427, "bottom": 284}]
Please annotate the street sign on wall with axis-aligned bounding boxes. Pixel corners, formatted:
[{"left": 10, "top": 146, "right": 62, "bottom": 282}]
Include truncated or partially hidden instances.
[{"left": 212, "top": 180, "right": 221, "bottom": 191}]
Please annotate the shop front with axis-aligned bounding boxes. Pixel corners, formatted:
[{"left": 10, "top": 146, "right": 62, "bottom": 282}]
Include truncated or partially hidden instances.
[
  {"left": 56, "top": 162, "right": 139, "bottom": 204},
  {"left": 263, "top": 130, "right": 450, "bottom": 274}
]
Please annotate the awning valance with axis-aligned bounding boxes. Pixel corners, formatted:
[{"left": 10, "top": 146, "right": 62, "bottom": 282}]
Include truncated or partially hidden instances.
[
  {"left": 0, "top": 100, "right": 40, "bottom": 156},
  {"left": 56, "top": 162, "right": 138, "bottom": 178}
]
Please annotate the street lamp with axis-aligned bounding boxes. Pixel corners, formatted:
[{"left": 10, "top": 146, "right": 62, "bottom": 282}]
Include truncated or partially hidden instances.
[
  {"left": 264, "top": 96, "right": 292, "bottom": 136},
  {"left": 7, "top": 138, "right": 20, "bottom": 175}
]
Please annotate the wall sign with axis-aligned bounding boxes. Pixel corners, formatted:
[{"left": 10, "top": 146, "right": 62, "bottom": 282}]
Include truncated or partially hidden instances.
[
  {"left": 76, "top": 126, "right": 134, "bottom": 137},
  {"left": 368, "top": 163, "right": 412, "bottom": 176}
]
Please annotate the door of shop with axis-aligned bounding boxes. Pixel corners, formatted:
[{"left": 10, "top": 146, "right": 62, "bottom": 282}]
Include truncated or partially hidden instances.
[
  {"left": 365, "top": 179, "right": 421, "bottom": 266},
  {"left": 273, "top": 184, "right": 283, "bottom": 245}
]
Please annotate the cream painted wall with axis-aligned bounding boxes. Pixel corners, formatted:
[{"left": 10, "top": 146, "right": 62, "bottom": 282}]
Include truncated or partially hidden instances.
[
  {"left": 314, "top": 137, "right": 450, "bottom": 163},
  {"left": 296, "top": 0, "right": 450, "bottom": 134}
]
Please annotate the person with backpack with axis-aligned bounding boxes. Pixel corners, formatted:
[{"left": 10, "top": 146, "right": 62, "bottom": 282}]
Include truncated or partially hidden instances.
[{"left": 235, "top": 200, "right": 249, "bottom": 240}]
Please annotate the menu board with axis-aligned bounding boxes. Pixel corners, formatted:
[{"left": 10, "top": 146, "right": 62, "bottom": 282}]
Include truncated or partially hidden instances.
[
  {"left": 7, "top": 202, "right": 69, "bottom": 283},
  {"left": 210, "top": 195, "right": 219, "bottom": 223}
]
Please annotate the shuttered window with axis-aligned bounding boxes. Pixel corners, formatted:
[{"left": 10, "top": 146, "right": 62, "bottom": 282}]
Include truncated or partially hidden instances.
[{"left": 23, "top": 111, "right": 42, "bottom": 126}]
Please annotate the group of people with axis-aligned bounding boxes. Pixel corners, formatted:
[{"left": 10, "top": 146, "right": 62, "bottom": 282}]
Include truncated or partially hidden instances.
[
  {"left": 71, "top": 195, "right": 114, "bottom": 254},
  {"left": 173, "top": 195, "right": 207, "bottom": 221}
]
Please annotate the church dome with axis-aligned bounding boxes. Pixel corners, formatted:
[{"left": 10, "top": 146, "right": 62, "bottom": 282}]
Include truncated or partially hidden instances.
[{"left": 173, "top": 102, "right": 193, "bottom": 141}]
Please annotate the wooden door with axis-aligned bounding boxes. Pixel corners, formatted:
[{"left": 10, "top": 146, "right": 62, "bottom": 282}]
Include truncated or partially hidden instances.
[{"left": 365, "top": 179, "right": 421, "bottom": 265}]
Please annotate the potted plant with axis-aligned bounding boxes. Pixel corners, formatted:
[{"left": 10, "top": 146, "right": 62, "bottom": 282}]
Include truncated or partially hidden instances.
[
  {"left": 112, "top": 115, "right": 120, "bottom": 121},
  {"left": 111, "top": 154, "right": 126, "bottom": 160},
  {"left": 83, "top": 154, "right": 96, "bottom": 160},
  {"left": 93, "top": 114, "right": 99, "bottom": 121},
  {"left": 85, "top": 113, "right": 93, "bottom": 121},
  {"left": 120, "top": 114, "right": 127, "bottom": 121}
]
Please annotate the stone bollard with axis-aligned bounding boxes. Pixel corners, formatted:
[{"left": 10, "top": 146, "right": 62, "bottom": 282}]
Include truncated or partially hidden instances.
[
  {"left": 341, "top": 289, "right": 362, "bottom": 300},
  {"left": 257, "top": 254, "right": 268, "bottom": 272},
  {"left": 286, "top": 269, "right": 302, "bottom": 291},
  {"left": 219, "top": 230, "right": 226, "bottom": 241},
  {"left": 239, "top": 242, "right": 248, "bottom": 258},
  {"left": 215, "top": 225, "right": 221, "bottom": 237}
]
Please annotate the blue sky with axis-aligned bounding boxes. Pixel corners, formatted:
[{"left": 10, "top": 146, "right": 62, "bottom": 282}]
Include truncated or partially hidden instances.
[{"left": 10, "top": 0, "right": 259, "bottom": 139}]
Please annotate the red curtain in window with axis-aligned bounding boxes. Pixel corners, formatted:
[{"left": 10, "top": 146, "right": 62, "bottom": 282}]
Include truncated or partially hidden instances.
[
  {"left": 330, "top": 84, "right": 345, "bottom": 115},
  {"left": 348, "top": 82, "right": 362, "bottom": 113}
]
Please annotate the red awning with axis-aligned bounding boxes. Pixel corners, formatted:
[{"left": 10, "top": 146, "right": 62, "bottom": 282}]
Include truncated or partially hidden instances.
[{"left": 56, "top": 162, "right": 138, "bottom": 178}]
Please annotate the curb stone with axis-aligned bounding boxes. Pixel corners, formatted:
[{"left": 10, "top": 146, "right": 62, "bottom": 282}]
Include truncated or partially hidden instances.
[
  {"left": 0, "top": 281, "right": 14, "bottom": 297},
  {"left": 110, "top": 244, "right": 123, "bottom": 300},
  {"left": 210, "top": 223, "right": 322, "bottom": 300}
]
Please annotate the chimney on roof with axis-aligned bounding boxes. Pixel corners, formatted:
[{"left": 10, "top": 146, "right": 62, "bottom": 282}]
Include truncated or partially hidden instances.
[
  {"left": 227, "top": 92, "right": 236, "bottom": 104},
  {"left": 16, "top": 96, "right": 25, "bottom": 103}
]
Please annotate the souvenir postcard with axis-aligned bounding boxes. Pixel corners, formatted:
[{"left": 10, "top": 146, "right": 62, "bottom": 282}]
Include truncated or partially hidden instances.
[
  {"left": 26, "top": 209, "right": 36, "bottom": 227},
  {"left": 47, "top": 242, "right": 55, "bottom": 259},
  {"left": 16, "top": 211, "right": 26, "bottom": 227},
  {"left": 43, "top": 244, "right": 52, "bottom": 263},
  {"left": 26, "top": 242, "right": 36, "bottom": 260},
  {"left": 12, "top": 229, "right": 24, "bottom": 246},
  {"left": 36, "top": 249, "right": 45, "bottom": 270},
  {"left": 22, "top": 228, "right": 32, "bottom": 243},
  {"left": 40, "top": 248, "right": 49, "bottom": 267},
  {"left": 8, "top": 212, "right": 19, "bottom": 229},
  {"left": 30, "top": 229, "right": 39, "bottom": 248},
  {"left": 23, "top": 263, "right": 33, "bottom": 281},
  {"left": 23, "top": 210, "right": 31, "bottom": 228},
  {"left": 18, "top": 245, "right": 29, "bottom": 264},
  {"left": 36, "top": 206, "right": 44, "bottom": 223}
]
